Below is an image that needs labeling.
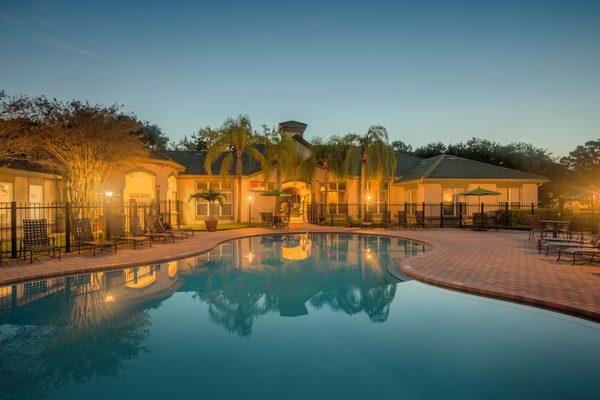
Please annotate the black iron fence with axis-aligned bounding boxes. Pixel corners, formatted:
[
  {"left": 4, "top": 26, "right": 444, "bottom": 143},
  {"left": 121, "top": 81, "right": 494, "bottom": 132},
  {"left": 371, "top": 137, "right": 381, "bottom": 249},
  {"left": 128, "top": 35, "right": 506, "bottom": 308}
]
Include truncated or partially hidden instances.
[
  {"left": 306, "top": 202, "right": 600, "bottom": 232},
  {"left": 0, "top": 200, "right": 183, "bottom": 258}
]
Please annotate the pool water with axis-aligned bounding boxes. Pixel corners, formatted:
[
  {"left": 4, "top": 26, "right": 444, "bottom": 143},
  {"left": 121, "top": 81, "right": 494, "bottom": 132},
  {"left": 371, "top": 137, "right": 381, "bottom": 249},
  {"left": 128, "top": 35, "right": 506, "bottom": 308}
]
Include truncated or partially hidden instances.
[{"left": 0, "top": 233, "right": 599, "bottom": 399}]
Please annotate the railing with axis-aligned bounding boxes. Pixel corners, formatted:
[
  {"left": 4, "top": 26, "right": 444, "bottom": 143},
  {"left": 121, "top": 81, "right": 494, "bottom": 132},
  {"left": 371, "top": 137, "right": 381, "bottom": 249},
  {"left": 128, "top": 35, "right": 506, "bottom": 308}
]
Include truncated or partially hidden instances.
[
  {"left": 306, "top": 202, "right": 600, "bottom": 232},
  {"left": 0, "top": 200, "right": 183, "bottom": 258}
]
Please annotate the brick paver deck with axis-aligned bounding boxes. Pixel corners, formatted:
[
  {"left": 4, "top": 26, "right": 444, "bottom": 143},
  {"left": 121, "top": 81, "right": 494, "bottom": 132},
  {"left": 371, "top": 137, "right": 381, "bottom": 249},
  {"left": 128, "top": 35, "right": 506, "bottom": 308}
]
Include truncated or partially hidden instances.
[{"left": 1, "top": 227, "right": 599, "bottom": 320}]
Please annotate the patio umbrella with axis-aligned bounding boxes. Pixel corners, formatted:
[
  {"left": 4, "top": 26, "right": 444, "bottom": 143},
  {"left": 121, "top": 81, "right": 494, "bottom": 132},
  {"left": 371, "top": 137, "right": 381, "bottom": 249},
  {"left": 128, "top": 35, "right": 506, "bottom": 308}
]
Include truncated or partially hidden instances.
[{"left": 458, "top": 187, "right": 501, "bottom": 208}]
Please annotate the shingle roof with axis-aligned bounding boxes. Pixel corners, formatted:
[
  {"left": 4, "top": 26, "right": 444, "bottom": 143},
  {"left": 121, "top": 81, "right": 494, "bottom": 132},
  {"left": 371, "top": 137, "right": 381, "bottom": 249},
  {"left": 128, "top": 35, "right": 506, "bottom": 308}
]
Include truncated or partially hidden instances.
[
  {"left": 161, "top": 149, "right": 263, "bottom": 175},
  {"left": 0, "top": 159, "right": 54, "bottom": 174},
  {"left": 396, "top": 154, "right": 547, "bottom": 182}
]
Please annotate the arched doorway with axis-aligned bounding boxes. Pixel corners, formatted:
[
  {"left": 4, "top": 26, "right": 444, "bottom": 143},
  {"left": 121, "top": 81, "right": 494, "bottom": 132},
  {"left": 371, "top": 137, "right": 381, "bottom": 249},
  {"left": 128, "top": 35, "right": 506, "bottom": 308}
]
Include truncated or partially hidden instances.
[
  {"left": 123, "top": 171, "right": 156, "bottom": 203},
  {"left": 281, "top": 181, "right": 311, "bottom": 219}
]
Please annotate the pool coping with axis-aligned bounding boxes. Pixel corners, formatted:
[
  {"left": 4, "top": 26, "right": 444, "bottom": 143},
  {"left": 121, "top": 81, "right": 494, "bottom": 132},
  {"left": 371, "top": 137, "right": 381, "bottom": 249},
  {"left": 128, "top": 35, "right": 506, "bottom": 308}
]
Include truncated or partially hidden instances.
[
  {"left": 2, "top": 227, "right": 599, "bottom": 322},
  {"left": 0, "top": 228, "right": 433, "bottom": 286}
]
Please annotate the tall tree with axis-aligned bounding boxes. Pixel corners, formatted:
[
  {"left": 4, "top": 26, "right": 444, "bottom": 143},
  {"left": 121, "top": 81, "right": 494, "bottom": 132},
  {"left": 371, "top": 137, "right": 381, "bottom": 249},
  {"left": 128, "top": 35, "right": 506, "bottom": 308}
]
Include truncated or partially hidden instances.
[
  {"left": 0, "top": 91, "right": 34, "bottom": 160},
  {"left": 205, "top": 115, "right": 265, "bottom": 222},
  {"left": 414, "top": 142, "right": 447, "bottom": 158},
  {"left": 171, "top": 126, "right": 220, "bottom": 152},
  {"left": 561, "top": 139, "right": 600, "bottom": 205},
  {"left": 311, "top": 137, "right": 336, "bottom": 208},
  {"left": 391, "top": 140, "right": 413, "bottom": 153},
  {"left": 136, "top": 122, "right": 170, "bottom": 151},
  {"left": 347, "top": 125, "right": 396, "bottom": 220},
  {"left": 260, "top": 128, "right": 301, "bottom": 211},
  {"left": 2, "top": 94, "right": 148, "bottom": 205}
]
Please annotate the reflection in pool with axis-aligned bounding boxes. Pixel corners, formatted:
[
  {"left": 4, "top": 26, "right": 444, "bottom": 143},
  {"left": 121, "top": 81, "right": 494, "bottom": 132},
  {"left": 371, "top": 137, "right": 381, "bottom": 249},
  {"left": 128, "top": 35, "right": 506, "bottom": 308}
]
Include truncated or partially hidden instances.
[{"left": 0, "top": 233, "right": 598, "bottom": 400}]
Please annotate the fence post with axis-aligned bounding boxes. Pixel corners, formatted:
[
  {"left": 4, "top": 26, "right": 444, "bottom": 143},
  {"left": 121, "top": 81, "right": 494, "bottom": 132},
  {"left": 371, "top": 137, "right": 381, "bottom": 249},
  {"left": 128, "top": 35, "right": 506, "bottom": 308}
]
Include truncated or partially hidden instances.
[
  {"left": 504, "top": 202, "right": 509, "bottom": 229},
  {"left": 10, "top": 201, "right": 17, "bottom": 259},
  {"left": 459, "top": 202, "right": 463, "bottom": 228},
  {"left": 530, "top": 202, "right": 535, "bottom": 215},
  {"left": 440, "top": 202, "right": 444, "bottom": 228},
  {"left": 65, "top": 202, "right": 71, "bottom": 253},
  {"left": 422, "top": 202, "right": 426, "bottom": 228}
]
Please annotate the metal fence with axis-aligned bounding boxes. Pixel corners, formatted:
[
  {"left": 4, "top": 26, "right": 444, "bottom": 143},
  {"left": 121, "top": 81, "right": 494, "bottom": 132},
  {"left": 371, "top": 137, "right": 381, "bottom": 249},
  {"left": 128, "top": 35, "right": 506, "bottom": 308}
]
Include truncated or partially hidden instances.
[
  {"left": 0, "top": 200, "right": 183, "bottom": 258},
  {"left": 306, "top": 202, "right": 600, "bottom": 232}
]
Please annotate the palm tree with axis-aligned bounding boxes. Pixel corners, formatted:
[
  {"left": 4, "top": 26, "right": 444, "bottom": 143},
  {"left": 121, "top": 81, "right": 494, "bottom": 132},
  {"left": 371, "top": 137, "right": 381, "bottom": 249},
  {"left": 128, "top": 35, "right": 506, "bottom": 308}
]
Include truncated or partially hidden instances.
[
  {"left": 311, "top": 137, "right": 336, "bottom": 211},
  {"left": 347, "top": 126, "right": 396, "bottom": 221},
  {"left": 205, "top": 115, "right": 265, "bottom": 222},
  {"left": 261, "top": 131, "right": 301, "bottom": 212},
  {"left": 189, "top": 189, "right": 226, "bottom": 231}
]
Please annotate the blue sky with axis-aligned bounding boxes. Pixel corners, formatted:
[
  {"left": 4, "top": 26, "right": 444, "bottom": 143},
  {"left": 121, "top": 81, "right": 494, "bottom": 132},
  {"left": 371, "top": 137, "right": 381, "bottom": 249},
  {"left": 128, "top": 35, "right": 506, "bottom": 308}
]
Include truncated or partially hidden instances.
[{"left": 1, "top": 0, "right": 599, "bottom": 156}]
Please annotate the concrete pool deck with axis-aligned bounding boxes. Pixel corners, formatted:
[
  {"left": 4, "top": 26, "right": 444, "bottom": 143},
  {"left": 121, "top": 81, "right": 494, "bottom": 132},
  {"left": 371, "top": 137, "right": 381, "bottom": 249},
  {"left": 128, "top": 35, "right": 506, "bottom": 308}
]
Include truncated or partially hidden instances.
[{"left": 1, "top": 226, "right": 599, "bottom": 320}]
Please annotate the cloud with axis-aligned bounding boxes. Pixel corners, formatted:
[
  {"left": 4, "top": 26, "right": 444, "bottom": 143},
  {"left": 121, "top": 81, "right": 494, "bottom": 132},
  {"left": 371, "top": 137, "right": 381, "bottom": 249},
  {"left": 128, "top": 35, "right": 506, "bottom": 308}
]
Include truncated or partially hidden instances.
[{"left": 35, "top": 38, "right": 100, "bottom": 58}]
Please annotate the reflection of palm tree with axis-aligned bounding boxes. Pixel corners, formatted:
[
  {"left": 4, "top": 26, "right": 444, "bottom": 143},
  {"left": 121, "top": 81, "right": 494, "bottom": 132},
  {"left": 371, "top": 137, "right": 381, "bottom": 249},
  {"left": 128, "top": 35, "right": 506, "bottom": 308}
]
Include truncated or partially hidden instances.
[{"left": 190, "top": 234, "right": 401, "bottom": 335}]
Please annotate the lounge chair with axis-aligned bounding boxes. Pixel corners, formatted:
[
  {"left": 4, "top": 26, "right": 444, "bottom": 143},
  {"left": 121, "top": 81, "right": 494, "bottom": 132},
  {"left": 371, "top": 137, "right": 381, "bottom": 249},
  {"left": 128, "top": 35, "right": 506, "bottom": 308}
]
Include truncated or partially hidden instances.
[
  {"left": 20, "top": 219, "right": 61, "bottom": 263},
  {"left": 106, "top": 215, "right": 151, "bottom": 249},
  {"left": 557, "top": 242, "right": 600, "bottom": 265},
  {"left": 146, "top": 214, "right": 185, "bottom": 240},
  {"left": 129, "top": 215, "right": 171, "bottom": 244},
  {"left": 72, "top": 217, "right": 116, "bottom": 255}
]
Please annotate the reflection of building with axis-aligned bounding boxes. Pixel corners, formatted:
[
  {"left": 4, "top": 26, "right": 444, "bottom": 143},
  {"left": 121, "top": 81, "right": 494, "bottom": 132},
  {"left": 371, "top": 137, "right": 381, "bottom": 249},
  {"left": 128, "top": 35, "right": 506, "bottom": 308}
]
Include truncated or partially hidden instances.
[
  {"left": 0, "top": 234, "right": 422, "bottom": 336},
  {"left": 1, "top": 121, "right": 547, "bottom": 225}
]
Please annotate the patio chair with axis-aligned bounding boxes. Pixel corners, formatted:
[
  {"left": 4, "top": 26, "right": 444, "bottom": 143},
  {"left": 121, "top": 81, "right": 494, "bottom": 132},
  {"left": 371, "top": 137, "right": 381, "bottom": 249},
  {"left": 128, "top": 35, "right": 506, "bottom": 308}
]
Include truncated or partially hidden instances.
[
  {"left": 129, "top": 215, "right": 171, "bottom": 244},
  {"left": 146, "top": 213, "right": 185, "bottom": 241},
  {"left": 406, "top": 213, "right": 420, "bottom": 229},
  {"left": 416, "top": 211, "right": 436, "bottom": 229},
  {"left": 106, "top": 214, "right": 151, "bottom": 249},
  {"left": 527, "top": 215, "right": 553, "bottom": 239},
  {"left": 361, "top": 211, "right": 373, "bottom": 229},
  {"left": 382, "top": 211, "right": 395, "bottom": 230},
  {"left": 72, "top": 217, "right": 116, "bottom": 255},
  {"left": 472, "top": 213, "right": 489, "bottom": 231},
  {"left": 20, "top": 219, "right": 61, "bottom": 263},
  {"left": 260, "top": 212, "right": 274, "bottom": 228},
  {"left": 396, "top": 211, "right": 407, "bottom": 230}
]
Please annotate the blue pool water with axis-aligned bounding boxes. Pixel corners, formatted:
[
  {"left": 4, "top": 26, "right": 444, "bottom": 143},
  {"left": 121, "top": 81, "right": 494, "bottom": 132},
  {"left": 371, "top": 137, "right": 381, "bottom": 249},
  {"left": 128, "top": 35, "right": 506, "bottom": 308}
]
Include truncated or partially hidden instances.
[{"left": 0, "top": 233, "right": 599, "bottom": 399}]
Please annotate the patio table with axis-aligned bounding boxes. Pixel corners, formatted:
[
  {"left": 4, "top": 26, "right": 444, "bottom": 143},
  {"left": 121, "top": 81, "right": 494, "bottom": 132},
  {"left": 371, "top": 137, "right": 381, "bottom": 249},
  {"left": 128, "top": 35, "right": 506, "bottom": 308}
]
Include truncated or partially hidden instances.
[{"left": 541, "top": 220, "right": 570, "bottom": 238}]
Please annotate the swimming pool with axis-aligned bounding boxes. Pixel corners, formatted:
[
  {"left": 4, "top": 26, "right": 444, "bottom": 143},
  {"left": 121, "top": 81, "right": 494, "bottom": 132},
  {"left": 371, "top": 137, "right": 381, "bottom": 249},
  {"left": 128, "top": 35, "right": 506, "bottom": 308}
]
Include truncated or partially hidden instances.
[{"left": 0, "top": 233, "right": 598, "bottom": 399}]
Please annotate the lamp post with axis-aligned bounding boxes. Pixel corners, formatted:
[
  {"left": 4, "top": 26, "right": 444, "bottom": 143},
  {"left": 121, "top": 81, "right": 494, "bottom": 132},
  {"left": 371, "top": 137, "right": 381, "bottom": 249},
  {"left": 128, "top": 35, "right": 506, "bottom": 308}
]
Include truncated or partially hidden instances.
[
  {"left": 247, "top": 194, "right": 253, "bottom": 227},
  {"left": 366, "top": 194, "right": 372, "bottom": 222}
]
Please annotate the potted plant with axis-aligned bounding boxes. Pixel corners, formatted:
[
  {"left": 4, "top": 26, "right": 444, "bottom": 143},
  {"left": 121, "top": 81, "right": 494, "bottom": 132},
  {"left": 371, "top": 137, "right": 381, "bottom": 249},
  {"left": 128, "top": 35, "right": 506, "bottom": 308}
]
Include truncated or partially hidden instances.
[{"left": 189, "top": 189, "right": 225, "bottom": 232}]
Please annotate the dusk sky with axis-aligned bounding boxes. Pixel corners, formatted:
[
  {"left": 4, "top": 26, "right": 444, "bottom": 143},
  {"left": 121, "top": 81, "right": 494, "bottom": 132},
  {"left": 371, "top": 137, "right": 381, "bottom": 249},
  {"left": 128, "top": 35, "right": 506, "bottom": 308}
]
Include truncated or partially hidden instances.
[{"left": 1, "top": 0, "right": 599, "bottom": 156}]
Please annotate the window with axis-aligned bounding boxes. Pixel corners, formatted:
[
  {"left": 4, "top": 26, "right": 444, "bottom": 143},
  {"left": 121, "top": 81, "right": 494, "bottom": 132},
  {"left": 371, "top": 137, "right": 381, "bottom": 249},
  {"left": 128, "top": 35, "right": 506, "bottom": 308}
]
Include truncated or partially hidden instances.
[
  {"left": 29, "top": 184, "right": 44, "bottom": 204},
  {"left": 442, "top": 187, "right": 466, "bottom": 216},
  {"left": 404, "top": 188, "right": 418, "bottom": 213},
  {"left": 366, "top": 182, "right": 388, "bottom": 214},
  {"left": 250, "top": 180, "right": 275, "bottom": 191},
  {"left": 194, "top": 180, "right": 233, "bottom": 218},
  {"left": 319, "top": 182, "right": 347, "bottom": 214},
  {"left": 0, "top": 182, "right": 12, "bottom": 203},
  {"left": 498, "top": 187, "right": 522, "bottom": 209}
]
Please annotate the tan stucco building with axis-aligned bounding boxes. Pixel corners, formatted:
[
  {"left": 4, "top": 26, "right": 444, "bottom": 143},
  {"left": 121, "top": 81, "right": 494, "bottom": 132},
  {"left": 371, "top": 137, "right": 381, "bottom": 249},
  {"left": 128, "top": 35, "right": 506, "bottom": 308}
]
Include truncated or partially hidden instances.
[{"left": 0, "top": 120, "right": 548, "bottom": 225}]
